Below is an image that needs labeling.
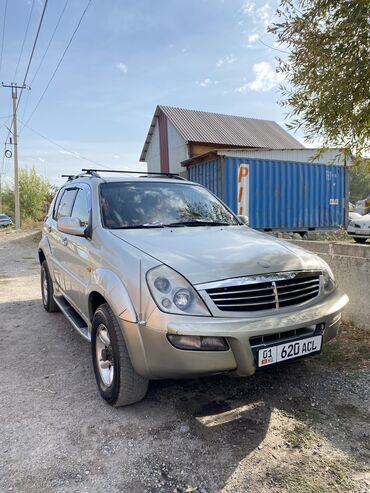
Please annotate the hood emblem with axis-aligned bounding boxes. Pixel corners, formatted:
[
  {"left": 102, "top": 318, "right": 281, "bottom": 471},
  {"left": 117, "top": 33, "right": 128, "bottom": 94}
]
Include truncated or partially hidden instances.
[{"left": 258, "top": 259, "right": 271, "bottom": 269}]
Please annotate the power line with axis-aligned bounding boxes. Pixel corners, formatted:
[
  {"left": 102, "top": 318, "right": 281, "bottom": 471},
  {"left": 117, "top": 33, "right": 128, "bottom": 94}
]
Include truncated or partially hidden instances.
[
  {"left": 29, "top": 0, "right": 69, "bottom": 87},
  {"left": 2, "top": 0, "right": 48, "bottom": 152},
  {"left": 17, "top": 0, "right": 49, "bottom": 109},
  {"left": 24, "top": 0, "right": 92, "bottom": 128},
  {"left": 13, "top": 0, "right": 36, "bottom": 81},
  {"left": 20, "top": 119, "right": 114, "bottom": 170},
  {"left": 0, "top": 0, "right": 8, "bottom": 75}
]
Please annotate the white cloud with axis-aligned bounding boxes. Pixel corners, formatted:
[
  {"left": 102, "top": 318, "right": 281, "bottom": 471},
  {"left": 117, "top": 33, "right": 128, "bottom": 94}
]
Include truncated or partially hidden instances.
[
  {"left": 115, "top": 62, "right": 128, "bottom": 73},
  {"left": 58, "top": 149, "right": 75, "bottom": 156},
  {"left": 235, "top": 61, "right": 284, "bottom": 93},
  {"left": 242, "top": 2, "right": 273, "bottom": 28},
  {"left": 113, "top": 154, "right": 120, "bottom": 159},
  {"left": 242, "top": 1, "right": 255, "bottom": 15},
  {"left": 199, "top": 78, "right": 212, "bottom": 87},
  {"left": 248, "top": 33, "right": 259, "bottom": 43},
  {"left": 38, "top": 157, "right": 45, "bottom": 163},
  {"left": 216, "top": 54, "right": 238, "bottom": 67}
]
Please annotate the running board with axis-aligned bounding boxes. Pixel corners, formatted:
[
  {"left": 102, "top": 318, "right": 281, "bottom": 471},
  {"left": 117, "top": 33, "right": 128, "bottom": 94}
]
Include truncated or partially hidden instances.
[{"left": 53, "top": 295, "right": 91, "bottom": 341}]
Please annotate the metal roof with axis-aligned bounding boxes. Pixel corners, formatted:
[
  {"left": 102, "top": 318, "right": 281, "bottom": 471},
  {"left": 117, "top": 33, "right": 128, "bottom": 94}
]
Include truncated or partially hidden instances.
[{"left": 140, "top": 105, "right": 304, "bottom": 161}]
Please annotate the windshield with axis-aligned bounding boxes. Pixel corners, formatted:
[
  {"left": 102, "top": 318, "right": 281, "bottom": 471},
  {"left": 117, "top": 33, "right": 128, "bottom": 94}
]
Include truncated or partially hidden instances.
[{"left": 100, "top": 181, "right": 238, "bottom": 229}]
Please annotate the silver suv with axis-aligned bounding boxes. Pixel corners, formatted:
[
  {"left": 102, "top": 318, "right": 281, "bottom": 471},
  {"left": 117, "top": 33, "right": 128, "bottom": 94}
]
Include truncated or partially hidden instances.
[{"left": 39, "top": 170, "right": 348, "bottom": 406}]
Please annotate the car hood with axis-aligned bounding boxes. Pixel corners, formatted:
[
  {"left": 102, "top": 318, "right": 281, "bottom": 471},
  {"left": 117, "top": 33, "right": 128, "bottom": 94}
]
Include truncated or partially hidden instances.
[
  {"left": 350, "top": 214, "right": 370, "bottom": 227},
  {"left": 110, "top": 226, "right": 323, "bottom": 284}
]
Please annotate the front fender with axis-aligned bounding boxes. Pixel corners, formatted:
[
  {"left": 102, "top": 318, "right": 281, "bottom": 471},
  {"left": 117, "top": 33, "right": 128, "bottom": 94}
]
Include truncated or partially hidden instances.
[{"left": 88, "top": 268, "right": 138, "bottom": 324}]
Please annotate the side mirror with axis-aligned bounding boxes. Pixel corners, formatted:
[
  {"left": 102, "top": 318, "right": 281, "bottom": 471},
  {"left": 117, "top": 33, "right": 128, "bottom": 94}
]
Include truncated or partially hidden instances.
[
  {"left": 238, "top": 214, "right": 249, "bottom": 225},
  {"left": 57, "top": 217, "right": 86, "bottom": 236}
]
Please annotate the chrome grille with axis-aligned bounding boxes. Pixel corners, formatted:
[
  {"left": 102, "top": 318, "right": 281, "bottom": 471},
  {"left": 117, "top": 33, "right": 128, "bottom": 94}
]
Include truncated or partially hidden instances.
[{"left": 205, "top": 272, "right": 321, "bottom": 312}]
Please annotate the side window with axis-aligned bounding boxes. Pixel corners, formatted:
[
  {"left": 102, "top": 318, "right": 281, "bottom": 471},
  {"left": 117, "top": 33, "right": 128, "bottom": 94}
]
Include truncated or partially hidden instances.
[
  {"left": 52, "top": 188, "right": 64, "bottom": 220},
  {"left": 56, "top": 189, "right": 78, "bottom": 219},
  {"left": 71, "top": 189, "right": 89, "bottom": 227}
]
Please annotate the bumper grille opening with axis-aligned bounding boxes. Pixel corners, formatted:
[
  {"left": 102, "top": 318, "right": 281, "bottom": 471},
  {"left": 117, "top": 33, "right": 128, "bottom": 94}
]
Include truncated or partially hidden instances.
[
  {"left": 206, "top": 272, "right": 321, "bottom": 312},
  {"left": 249, "top": 326, "right": 316, "bottom": 348}
]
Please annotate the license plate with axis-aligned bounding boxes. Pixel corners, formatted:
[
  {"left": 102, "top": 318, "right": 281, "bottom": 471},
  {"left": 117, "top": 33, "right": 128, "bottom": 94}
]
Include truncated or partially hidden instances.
[
  {"left": 258, "top": 336, "right": 322, "bottom": 367},
  {"left": 357, "top": 230, "right": 369, "bottom": 235}
]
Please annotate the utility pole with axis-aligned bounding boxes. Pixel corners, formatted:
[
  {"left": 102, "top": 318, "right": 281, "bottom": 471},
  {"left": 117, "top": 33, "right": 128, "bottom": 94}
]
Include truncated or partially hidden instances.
[{"left": 1, "top": 83, "right": 30, "bottom": 229}]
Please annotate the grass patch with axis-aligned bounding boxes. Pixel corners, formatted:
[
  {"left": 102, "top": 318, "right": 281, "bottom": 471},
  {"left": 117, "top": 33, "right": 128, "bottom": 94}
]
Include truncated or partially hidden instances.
[
  {"left": 313, "top": 323, "right": 370, "bottom": 369},
  {"left": 276, "top": 458, "right": 357, "bottom": 493},
  {"left": 284, "top": 422, "right": 319, "bottom": 449}
]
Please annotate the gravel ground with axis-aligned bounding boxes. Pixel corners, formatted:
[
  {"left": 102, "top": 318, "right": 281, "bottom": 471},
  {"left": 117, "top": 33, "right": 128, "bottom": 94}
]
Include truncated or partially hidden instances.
[{"left": 0, "top": 229, "right": 369, "bottom": 493}]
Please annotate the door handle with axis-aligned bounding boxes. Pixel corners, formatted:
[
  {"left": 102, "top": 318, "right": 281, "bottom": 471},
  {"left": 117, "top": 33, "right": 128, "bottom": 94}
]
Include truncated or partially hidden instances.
[
  {"left": 62, "top": 237, "right": 68, "bottom": 246},
  {"left": 47, "top": 226, "right": 52, "bottom": 233}
]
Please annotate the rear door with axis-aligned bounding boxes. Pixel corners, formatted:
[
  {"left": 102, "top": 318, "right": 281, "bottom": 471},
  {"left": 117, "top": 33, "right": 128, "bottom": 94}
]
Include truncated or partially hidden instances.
[
  {"left": 61, "top": 185, "right": 92, "bottom": 317},
  {"left": 48, "top": 187, "right": 78, "bottom": 292}
]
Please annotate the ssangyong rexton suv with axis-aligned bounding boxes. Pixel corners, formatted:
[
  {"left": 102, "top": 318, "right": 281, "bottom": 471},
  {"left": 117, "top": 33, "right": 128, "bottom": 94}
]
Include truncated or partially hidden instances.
[{"left": 38, "top": 170, "right": 348, "bottom": 406}]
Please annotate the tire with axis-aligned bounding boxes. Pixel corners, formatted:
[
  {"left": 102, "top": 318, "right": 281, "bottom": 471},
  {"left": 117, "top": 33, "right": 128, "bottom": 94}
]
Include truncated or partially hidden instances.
[
  {"left": 91, "top": 303, "right": 148, "bottom": 407},
  {"left": 41, "top": 260, "right": 60, "bottom": 313},
  {"left": 353, "top": 237, "right": 367, "bottom": 244}
]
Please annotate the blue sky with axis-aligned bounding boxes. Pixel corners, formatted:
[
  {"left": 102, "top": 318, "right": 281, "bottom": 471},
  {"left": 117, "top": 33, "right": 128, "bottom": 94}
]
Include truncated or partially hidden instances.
[{"left": 0, "top": 0, "right": 302, "bottom": 185}]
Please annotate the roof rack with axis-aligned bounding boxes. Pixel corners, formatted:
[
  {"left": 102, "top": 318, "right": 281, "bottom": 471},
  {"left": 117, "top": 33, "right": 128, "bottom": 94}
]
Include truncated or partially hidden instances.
[
  {"left": 61, "top": 170, "right": 101, "bottom": 181},
  {"left": 81, "top": 169, "right": 187, "bottom": 180}
]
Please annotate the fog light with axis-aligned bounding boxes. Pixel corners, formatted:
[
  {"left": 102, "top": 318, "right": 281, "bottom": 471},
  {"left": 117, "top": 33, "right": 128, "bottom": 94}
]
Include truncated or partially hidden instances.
[{"left": 167, "top": 334, "right": 228, "bottom": 351}]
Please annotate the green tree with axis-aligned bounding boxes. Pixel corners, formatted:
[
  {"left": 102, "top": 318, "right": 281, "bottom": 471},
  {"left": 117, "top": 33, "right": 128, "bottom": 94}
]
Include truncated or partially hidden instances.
[
  {"left": 269, "top": 0, "right": 370, "bottom": 157},
  {"left": 2, "top": 167, "right": 56, "bottom": 222},
  {"left": 350, "top": 157, "right": 370, "bottom": 203}
]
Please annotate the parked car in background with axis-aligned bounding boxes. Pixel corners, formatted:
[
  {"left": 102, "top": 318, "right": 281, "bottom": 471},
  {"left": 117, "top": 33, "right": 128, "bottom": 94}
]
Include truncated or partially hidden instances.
[
  {"left": 38, "top": 170, "right": 348, "bottom": 406},
  {"left": 347, "top": 214, "right": 370, "bottom": 243},
  {"left": 355, "top": 196, "right": 370, "bottom": 216},
  {"left": 0, "top": 214, "right": 13, "bottom": 227}
]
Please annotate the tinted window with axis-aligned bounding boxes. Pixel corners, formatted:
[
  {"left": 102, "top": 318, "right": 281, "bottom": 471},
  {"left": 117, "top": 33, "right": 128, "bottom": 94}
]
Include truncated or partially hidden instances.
[
  {"left": 71, "top": 189, "right": 89, "bottom": 227},
  {"left": 100, "top": 182, "right": 238, "bottom": 229},
  {"left": 52, "top": 188, "right": 64, "bottom": 219},
  {"left": 56, "top": 189, "right": 78, "bottom": 219}
]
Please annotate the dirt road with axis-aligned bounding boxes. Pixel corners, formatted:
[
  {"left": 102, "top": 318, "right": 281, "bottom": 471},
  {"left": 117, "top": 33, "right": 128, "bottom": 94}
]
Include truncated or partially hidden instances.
[{"left": 0, "top": 230, "right": 369, "bottom": 493}]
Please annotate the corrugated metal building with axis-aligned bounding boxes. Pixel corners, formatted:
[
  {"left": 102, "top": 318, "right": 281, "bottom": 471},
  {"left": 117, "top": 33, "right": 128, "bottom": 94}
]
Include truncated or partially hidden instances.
[
  {"left": 185, "top": 150, "right": 350, "bottom": 231},
  {"left": 140, "top": 105, "right": 350, "bottom": 231},
  {"left": 140, "top": 105, "right": 304, "bottom": 174}
]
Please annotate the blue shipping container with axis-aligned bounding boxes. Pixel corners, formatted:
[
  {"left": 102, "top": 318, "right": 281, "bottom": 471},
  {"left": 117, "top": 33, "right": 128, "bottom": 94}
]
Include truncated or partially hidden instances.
[{"left": 187, "top": 156, "right": 348, "bottom": 230}]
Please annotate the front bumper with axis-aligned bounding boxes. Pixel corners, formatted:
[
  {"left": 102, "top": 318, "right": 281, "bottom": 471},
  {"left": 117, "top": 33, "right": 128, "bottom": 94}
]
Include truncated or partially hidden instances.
[{"left": 122, "top": 290, "right": 349, "bottom": 379}]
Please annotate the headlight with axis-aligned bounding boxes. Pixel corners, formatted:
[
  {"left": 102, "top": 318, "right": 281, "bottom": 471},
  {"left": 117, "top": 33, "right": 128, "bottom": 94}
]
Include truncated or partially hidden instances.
[
  {"left": 146, "top": 265, "right": 210, "bottom": 316},
  {"left": 321, "top": 263, "right": 336, "bottom": 294}
]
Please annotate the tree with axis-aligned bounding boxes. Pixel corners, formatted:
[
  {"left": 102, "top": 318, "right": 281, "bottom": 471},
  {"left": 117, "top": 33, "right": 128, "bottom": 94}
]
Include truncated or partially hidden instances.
[
  {"left": 350, "top": 157, "right": 370, "bottom": 203},
  {"left": 269, "top": 0, "right": 370, "bottom": 157},
  {"left": 2, "top": 167, "right": 56, "bottom": 222}
]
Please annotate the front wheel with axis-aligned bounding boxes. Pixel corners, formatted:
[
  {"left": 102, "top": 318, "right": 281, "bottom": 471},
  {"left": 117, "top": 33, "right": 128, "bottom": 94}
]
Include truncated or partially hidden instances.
[
  {"left": 91, "top": 303, "right": 148, "bottom": 407},
  {"left": 353, "top": 237, "right": 367, "bottom": 244}
]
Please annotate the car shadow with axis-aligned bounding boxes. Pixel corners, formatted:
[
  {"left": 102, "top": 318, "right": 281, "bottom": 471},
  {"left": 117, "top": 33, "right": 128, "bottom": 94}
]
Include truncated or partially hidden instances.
[{"left": 1, "top": 296, "right": 368, "bottom": 493}]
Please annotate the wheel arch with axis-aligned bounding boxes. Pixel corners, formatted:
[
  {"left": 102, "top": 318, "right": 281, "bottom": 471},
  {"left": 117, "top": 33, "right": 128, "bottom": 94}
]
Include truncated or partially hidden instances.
[
  {"left": 38, "top": 248, "right": 46, "bottom": 265},
  {"left": 87, "top": 268, "right": 138, "bottom": 324}
]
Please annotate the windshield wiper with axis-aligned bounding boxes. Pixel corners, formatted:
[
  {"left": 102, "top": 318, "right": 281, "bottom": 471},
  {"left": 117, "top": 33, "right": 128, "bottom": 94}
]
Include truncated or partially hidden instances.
[
  {"left": 113, "top": 223, "right": 164, "bottom": 229},
  {"left": 165, "top": 220, "right": 232, "bottom": 227}
]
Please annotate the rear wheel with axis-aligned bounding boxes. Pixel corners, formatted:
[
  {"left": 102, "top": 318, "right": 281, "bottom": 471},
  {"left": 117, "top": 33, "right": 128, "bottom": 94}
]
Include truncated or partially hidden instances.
[
  {"left": 91, "top": 303, "right": 148, "bottom": 407},
  {"left": 41, "top": 260, "right": 60, "bottom": 312},
  {"left": 353, "top": 237, "right": 367, "bottom": 244}
]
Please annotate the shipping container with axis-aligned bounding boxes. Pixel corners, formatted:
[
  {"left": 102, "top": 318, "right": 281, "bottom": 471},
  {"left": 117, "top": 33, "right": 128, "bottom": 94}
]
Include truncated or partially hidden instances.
[{"left": 186, "top": 153, "right": 349, "bottom": 231}]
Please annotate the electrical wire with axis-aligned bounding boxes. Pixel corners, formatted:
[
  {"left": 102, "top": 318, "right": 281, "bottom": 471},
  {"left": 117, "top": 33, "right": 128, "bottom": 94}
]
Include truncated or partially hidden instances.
[
  {"left": 19, "top": 0, "right": 69, "bottom": 133},
  {"left": 0, "top": 0, "right": 8, "bottom": 76},
  {"left": 29, "top": 0, "right": 69, "bottom": 87},
  {"left": 17, "top": 0, "right": 49, "bottom": 108},
  {"left": 13, "top": 0, "right": 36, "bottom": 81},
  {"left": 19, "top": 119, "right": 114, "bottom": 170},
  {"left": 2, "top": 0, "right": 48, "bottom": 154},
  {"left": 23, "top": 0, "right": 92, "bottom": 128}
]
